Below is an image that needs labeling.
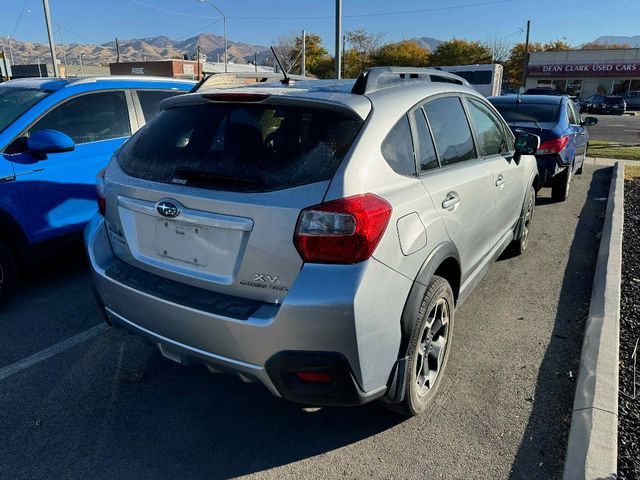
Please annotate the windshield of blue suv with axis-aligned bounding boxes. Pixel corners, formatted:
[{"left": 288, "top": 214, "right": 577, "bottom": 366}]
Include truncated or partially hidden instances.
[
  {"left": 491, "top": 102, "right": 560, "bottom": 123},
  {"left": 117, "top": 102, "right": 364, "bottom": 193},
  {"left": 0, "top": 87, "right": 52, "bottom": 135}
]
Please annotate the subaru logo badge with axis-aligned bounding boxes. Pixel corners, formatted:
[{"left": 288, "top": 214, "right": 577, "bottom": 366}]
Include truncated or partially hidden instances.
[{"left": 156, "top": 200, "right": 180, "bottom": 218}]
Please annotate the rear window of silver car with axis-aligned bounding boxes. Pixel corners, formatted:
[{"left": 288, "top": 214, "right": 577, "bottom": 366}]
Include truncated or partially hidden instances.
[
  {"left": 117, "top": 103, "right": 363, "bottom": 193},
  {"left": 491, "top": 102, "right": 560, "bottom": 123}
]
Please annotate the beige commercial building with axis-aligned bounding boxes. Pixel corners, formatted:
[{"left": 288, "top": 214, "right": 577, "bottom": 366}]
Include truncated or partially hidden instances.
[{"left": 526, "top": 48, "right": 640, "bottom": 99}]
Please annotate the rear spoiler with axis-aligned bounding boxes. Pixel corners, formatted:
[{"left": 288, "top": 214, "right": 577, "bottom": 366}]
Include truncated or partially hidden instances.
[{"left": 190, "top": 72, "right": 309, "bottom": 93}]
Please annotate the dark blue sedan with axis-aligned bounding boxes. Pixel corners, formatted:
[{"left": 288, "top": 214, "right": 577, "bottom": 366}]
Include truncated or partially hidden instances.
[{"left": 488, "top": 95, "right": 597, "bottom": 201}]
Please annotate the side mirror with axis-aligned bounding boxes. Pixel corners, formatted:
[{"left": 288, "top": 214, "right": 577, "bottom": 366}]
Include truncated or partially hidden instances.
[
  {"left": 514, "top": 132, "right": 540, "bottom": 157},
  {"left": 581, "top": 116, "right": 598, "bottom": 127},
  {"left": 27, "top": 129, "right": 75, "bottom": 159}
]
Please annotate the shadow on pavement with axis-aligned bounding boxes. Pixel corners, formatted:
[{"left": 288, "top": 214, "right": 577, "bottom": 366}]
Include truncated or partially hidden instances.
[
  {"left": 508, "top": 167, "right": 611, "bottom": 478},
  {"left": 2, "top": 338, "right": 404, "bottom": 479}
]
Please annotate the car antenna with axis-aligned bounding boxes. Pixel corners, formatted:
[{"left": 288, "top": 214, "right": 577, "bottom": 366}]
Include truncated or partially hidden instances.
[
  {"left": 190, "top": 73, "right": 212, "bottom": 93},
  {"left": 270, "top": 46, "right": 294, "bottom": 85}
]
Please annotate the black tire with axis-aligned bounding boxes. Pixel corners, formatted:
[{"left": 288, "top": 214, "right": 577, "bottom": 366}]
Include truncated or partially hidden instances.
[
  {"left": 388, "top": 275, "right": 454, "bottom": 416},
  {"left": 551, "top": 164, "right": 572, "bottom": 202},
  {"left": 508, "top": 185, "right": 535, "bottom": 256},
  {"left": 0, "top": 241, "right": 17, "bottom": 306}
]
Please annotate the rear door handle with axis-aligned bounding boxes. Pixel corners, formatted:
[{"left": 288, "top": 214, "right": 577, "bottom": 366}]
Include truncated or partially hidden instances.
[
  {"left": 441, "top": 192, "right": 460, "bottom": 210},
  {"left": 495, "top": 175, "right": 505, "bottom": 187}
]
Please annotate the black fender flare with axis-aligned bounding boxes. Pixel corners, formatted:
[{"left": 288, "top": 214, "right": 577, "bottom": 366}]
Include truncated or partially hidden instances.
[{"left": 383, "top": 242, "right": 461, "bottom": 403}]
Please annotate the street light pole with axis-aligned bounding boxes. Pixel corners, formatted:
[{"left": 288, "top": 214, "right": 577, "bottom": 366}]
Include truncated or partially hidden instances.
[
  {"left": 198, "top": 0, "right": 227, "bottom": 73},
  {"left": 6, "top": 35, "right": 14, "bottom": 65},
  {"left": 335, "top": 0, "right": 342, "bottom": 79},
  {"left": 57, "top": 25, "right": 67, "bottom": 76},
  {"left": 42, "top": 0, "right": 59, "bottom": 77}
]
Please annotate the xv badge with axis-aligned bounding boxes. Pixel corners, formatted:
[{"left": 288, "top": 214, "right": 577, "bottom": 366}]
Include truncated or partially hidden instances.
[{"left": 254, "top": 273, "right": 279, "bottom": 284}]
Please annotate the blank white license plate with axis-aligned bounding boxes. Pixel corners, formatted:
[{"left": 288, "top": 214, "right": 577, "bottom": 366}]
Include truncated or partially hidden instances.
[{"left": 155, "top": 220, "right": 209, "bottom": 266}]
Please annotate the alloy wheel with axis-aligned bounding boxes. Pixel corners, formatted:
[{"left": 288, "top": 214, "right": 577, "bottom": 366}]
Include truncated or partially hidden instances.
[
  {"left": 415, "top": 298, "right": 450, "bottom": 397},
  {"left": 521, "top": 192, "right": 534, "bottom": 250}
]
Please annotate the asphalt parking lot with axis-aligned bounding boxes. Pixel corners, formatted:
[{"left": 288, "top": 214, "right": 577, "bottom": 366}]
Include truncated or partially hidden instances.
[
  {"left": 586, "top": 113, "right": 640, "bottom": 143},
  {"left": 0, "top": 165, "right": 610, "bottom": 480}
]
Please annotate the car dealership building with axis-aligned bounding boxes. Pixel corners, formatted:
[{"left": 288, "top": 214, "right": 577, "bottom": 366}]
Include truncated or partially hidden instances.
[{"left": 525, "top": 48, "right": 640, "bottom": 99}]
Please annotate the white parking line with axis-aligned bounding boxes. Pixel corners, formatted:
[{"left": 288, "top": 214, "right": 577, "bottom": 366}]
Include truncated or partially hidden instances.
[{"left": 0, "top": 323, "right": 109, "bottom": 381}]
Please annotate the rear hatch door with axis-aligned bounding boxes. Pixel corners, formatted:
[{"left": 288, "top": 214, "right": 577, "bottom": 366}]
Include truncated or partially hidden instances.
[{"left": 105, "top": 94, "right": 366, "bottom": 303}]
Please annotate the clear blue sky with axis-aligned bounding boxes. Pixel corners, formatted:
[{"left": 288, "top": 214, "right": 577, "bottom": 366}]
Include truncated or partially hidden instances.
[{"left": 1, "top": 0, "right": 638, "bottom": 50}]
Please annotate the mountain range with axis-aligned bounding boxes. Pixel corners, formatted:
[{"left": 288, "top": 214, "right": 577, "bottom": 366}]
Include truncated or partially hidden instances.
[
  {"left": 3, "top": 34, "right": 268, "bottom": 66},
  {"left": 589, "top": 35, "right": 640, "bottom": 47},
  {"left": 3, "top": 34, "right": 638, "bottom": 67}
]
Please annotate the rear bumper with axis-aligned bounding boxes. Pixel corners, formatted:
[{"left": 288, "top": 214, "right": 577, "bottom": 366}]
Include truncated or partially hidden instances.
[
  {"left": 535, "top": 154, "right": 566, "bottom": 185},
  {"left": 85, "top": 215, "right": 408, "bottom": 405}
]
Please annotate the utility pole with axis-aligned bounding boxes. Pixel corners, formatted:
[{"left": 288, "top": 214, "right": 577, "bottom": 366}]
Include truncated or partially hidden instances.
[
  {"left": 301, "top": 30, "right": 306, "bottom": 77},
  {"left": 1, "top": 49, "right": 9, "bottom": 81},
  {"left": 521, "top": 20, "right": 531, "bottom": 89},
  {"left": 79, "top": 54, "right": 83, "bottom": 76},
  {"left": 6, "top": 35, "right": 14, "bottom": 65},
  {"left": 254, "top": 52, "right": 257, "bottom": 72},
  {"left": 116, "top": 37, "right": 121, "bottom": 63},
  {"left": 37, "top": 57, "right": 42, "bottom": 77},
  {"left": 335, "top": 0, "right": 342, "bottom": 79},
  {"left": 197, "top": 44, "right": 201, "bottom": 79},
  {"left": 57, "top": 25, "right": 67, "bottom": 76},
  {"left": 42, "top": 0, "right": 59, "bottom": 77}
]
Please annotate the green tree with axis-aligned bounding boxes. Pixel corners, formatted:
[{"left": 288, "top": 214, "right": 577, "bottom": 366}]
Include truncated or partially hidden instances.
[
  {"left": 544, "top": 40, "right": 572, "bottom": 51},
  {"left": 343, "top": 28, "right": 385, "bottom": 78},
  {"left": 428, "top": 38, "right": 492, "bottom": 67},
  {"left": 504, "top": 42, "right": 543, "bottom": 87},
  {"left": 291, "top": 32, "right": 330, "bottom": 77},
  {"left": 371, "top": 40, "right": 430, "bottom": 67},
  {"left": 503, "top": 40, "right": 571, "bottom": 87}
]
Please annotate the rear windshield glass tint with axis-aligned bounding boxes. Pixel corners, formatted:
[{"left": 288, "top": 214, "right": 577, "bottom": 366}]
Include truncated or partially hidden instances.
[
  {"left": 491, "top": 102, "right": 560, "bottom": 123},
  {"left": 117, "top": 102, "right": 363, "bottom": 192}
]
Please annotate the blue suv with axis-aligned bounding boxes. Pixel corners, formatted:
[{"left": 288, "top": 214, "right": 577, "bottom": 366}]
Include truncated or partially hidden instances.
[{"left": 0, "top": 76, "right": 193, "bottom": 304}]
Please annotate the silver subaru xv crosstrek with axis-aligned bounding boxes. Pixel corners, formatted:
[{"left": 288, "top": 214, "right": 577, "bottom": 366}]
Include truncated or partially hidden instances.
[{"left": 86, "top": 67, "right": 540, "bottom": 415}]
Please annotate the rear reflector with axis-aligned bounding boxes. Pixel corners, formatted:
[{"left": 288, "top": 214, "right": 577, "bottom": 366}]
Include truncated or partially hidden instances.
[
  {"left": 537, "top": 136, "right": 570, "bottom": 155},
  {"left": 295, "top": 372, "right": 333, "bottom": 384},
  {"left": 294, "top": 193, "right": 392, "bottom": 264}
]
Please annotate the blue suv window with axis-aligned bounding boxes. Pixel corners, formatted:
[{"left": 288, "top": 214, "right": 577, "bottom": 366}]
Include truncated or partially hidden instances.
[
  {"left": 137, "top": 90, "right": 182, "bottom": 122},
  {"left": 30, "top": 91, "right": 131, "bottom": 144}
]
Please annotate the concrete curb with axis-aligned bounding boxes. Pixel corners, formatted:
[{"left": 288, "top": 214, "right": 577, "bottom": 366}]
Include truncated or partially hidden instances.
[{"left": 563, "top": 162, "right": 624, "bottom": 480}]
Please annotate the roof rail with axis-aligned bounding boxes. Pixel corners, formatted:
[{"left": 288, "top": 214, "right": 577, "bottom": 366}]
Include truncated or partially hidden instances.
[{"left": 351, "top": 67, "right": 470, "bottom": 95}]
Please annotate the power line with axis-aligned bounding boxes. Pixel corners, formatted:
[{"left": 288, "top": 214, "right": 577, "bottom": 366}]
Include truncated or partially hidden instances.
[
  {"left": 10, "top": 0, "right": 31, "bottom": 39},
  {"left": 129, "top": 0, "right": 218, "bottom": 19},
  {"left": 175, "top": 18, "right": 223, "bottom": 41},
  {"left": 230, "top": 0, "right": 514, "bottom": 21}
]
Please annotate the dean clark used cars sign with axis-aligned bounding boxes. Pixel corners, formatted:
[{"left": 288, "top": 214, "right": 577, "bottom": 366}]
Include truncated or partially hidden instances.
[{"left": 527, "top": 61, "right": 640, "bottom": 77}]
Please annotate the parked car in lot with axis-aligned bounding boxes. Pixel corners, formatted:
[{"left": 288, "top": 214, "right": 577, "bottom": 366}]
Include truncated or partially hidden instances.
[
  {"left": 581, "top": 94, "right": 604, "bottom": 113},
  {"left": 582, "top": 94, "right": 626, "bottom": 114},
  {"left": 599, "top": 96, "right": 626, "bottom": 115},
  {"left": 489, "top": 94, "right": 597, "bottom": 201},
  {"left": 620, "top": 91, "right": 640, "bottom": 110},
  {"left": 0, "top": 76, "right": 194, "bottom": 304},
  {"left": 87, "top": 67, "right": 540, "bottom": 415}
]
